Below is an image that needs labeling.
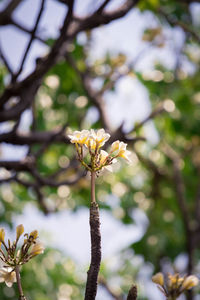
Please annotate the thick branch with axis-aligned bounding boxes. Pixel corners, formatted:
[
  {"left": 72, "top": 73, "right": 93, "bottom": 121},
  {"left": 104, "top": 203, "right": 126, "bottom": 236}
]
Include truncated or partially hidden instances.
[
  {"left": 0, "top": 0, "right": 138, "bottom": 119},
  {"left": 84, "top": 172, "right": 101, "bottom": 300},
  {"left": 0, "top": 0, "right": 24, "bottom": 26},
  {"left": 0, "top": 126, "right": 69, "bottom": 145},
  {"left": 127, "top": 285, "right": 137, "bottom": 300}
]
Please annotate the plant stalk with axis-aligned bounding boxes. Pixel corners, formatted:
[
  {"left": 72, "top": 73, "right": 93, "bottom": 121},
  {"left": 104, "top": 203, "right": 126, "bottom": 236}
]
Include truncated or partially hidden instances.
[
  {"left": 15, "top": 265, "right": 27, "bottom": 300},
  {"left": 84, "top": 171, "right": 101, "bottom": 300}
]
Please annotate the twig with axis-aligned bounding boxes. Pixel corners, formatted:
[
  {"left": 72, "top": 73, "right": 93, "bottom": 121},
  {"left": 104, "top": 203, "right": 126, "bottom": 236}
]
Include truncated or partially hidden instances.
[
  {"left": 12, "top": 0, "right": 46, "bottom": 81},
  {"left": 133, "top": 104, "right": 165, "bottom": 132},
  {"left": 10, "top": 19, "right": 46, "bottom": 43},
  {"left": 162, "top": 143, "right": 195, "bottom": 278},
  {"left": 96, "top": 0, "right": 111, "bottom": 13},
  {"left": 159, "top": 8, "right": 200, "bottom": 43},
  {"left": 66, "top": 53, "right": 111, "bottom": 130}
]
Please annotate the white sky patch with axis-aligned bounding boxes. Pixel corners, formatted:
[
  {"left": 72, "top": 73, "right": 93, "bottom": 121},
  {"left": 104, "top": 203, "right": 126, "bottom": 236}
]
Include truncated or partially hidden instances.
[
  {"left": 18, "top": 109, "right": 33, "bottom": 133},
  {"left": 0, "top": 144, "right": 28, "bottom": 161},
  {"left": 105, "top": 76, "right": 151, "bottom": 131},
  {"left": 0, "top": 110, "right": 32, "bottom": 161}
]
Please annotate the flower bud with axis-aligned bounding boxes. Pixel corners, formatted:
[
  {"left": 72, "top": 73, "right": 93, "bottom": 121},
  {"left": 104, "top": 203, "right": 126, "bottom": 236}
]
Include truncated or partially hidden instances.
[
  {"left": 29, "top": 230, "right": 38, "bottom": 240},
  {"left": 0, "top": 228, "right": 5, "bottom": 243},
  {"left": 16, "top": 224, "right": 24, "bottom": 240},
  {"left": 182, "top": 275, "right": 199, "bottom": 290},
  {"left": 152, "top": 272, "right": 164, "bottom": 286}
]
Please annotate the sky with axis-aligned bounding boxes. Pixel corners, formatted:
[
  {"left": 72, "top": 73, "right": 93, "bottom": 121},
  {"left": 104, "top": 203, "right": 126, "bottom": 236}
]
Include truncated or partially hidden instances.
[{"left": 0, "top": 0, "right": 193, "bottom": 299}]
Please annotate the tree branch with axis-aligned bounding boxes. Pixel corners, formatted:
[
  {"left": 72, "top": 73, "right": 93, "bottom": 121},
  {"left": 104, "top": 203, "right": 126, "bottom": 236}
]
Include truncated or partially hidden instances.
[
  {"left": 84, "top": 172, "right": 101, "bottom": 300},
  {"left": 12, "top": 0, "right": 46, "bottom": 81}
]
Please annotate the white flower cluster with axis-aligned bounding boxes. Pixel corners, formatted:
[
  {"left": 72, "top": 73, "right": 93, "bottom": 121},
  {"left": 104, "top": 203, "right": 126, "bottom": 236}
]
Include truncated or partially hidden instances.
[{"left": 68, "top": 128, "right": 131, "bottom": 172}]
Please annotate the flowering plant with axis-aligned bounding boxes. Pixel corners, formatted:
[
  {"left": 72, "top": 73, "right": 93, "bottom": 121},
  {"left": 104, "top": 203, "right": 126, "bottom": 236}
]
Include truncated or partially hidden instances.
[
  {"left": 68, "top": 128, "right": 131, "bottom": 300},
  {"left": 0, "top": 225, "right": 44, "bottom": 299}
]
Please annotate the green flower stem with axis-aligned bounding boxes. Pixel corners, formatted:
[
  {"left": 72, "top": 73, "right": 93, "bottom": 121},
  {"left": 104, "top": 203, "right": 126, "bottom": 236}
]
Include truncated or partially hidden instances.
[
  {"left": 84, "top": 171, "right": 102, "bottom": 300},
  {"left": 15, "top": 265, "right": 26, "bottom": 300},
  {"left": 91, "top": 171, "right": 96, "bottom": 203}
]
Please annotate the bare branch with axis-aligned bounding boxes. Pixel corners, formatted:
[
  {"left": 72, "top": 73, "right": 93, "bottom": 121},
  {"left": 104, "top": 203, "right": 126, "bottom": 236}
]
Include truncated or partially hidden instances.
[
  {"left": 0, "top": 0, "right": 24, "bottom": 26},
  {"left": 0, "top": 0, "right": 137, "bottom": 117},
  {"left": 0, "top": 129, "right": 69, "bottom": 145},
  {"left": 65, "top": 53, "right": 111, "bottom": 130},
  {"left": 10, "top": 19, "right": 46, "bottom": 43},
  {"left": 12, "top": 0, "right": 46, "bottom": 81},
  {"left": 162, "top": 144, "right": 190, "bottom": 233},
  {"left": 96, "top": 0, "right": 112, "bottom": 13},
  {"left": 133, "top": 104, "right": 165, "bottom": 132},
  {"left": 159, "top": 8, "right": 200, "bottom": 43}
]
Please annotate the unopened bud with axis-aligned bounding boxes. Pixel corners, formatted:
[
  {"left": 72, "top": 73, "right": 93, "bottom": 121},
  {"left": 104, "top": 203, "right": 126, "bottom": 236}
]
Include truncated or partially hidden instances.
[
  {"left": 0, "top": 228, "right": 5, "bottom": 243},
  {"left": 16, "top": 224, "right": 24, "bottom": 240},
  {"left": 29, "top": 230, "right": 38, "bottom": 240},
  {"left": 152, "top": 273, "right": 164, "bottom": 286}
]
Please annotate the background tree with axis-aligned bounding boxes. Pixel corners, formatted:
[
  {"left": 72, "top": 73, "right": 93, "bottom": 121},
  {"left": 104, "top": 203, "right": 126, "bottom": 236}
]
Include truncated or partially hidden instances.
[{"left": 0, "top": 0, "right": 200, "bottom": 299}]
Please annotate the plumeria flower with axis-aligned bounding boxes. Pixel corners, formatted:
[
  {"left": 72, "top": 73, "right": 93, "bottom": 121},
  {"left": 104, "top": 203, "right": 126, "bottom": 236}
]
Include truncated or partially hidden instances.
[
  {"left": 68, "top": 130, "right": 90, "bottom": 145},
  {"left": 88, "top": 129, "right": 110, "bottom": 149},
  {"left": 182, "top": 275, "right": 199, "bottom": 290},
  {"left": 0, "top": 267, "right": 16, "bottom": 287},
  {"left": 29, "top": 240, "right": 45, "bottom": 258},
  {"left": 99, "top": 150, "right": 117, "bottom": 172},
  {"left": 110, "top": 140, "right": 131, "bottom": 162},
  {"left": 152, "top": 272, "right": 199, "bottom": 299}
]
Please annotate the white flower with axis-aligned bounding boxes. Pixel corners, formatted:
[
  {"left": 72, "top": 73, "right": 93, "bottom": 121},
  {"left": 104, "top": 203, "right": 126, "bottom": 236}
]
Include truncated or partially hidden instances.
[
  {"left": 29, "top": 240, "right": 45, "bottom": 257},
  {"left": 99, "top": 150, "right": 109, "bottom": 165},
  {"left": 182, "top": 275, "right": 199, "bottom": 290},
  {"left": 68, "top": 130, "right": 90, "bottom": 145},
  {"left": 87, "top": 129, "right": 110, "bottom": 150},
  {"left": 0, "top": 267, "right": 16, "bottom": 287},
  {"left": 99, "top": 150, "right": 117, "bottom": 172},
  {"left": 110, "top": 140, "right": 131, "bottom": 162}
]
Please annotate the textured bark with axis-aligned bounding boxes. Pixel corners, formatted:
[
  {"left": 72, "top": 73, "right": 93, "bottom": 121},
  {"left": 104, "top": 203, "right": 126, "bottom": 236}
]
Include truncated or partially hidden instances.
[
  {"left": 84, "top": 172, "right": 101, "bottom": 300},
  {"left": 127, "top": 285, "right": 137, "bottom": 300}
]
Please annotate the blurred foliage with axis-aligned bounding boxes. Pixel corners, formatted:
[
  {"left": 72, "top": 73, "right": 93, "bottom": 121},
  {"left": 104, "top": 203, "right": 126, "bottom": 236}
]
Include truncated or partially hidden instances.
[{"left": 1, "top": 0, "right": 200, "bottom": 299}]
